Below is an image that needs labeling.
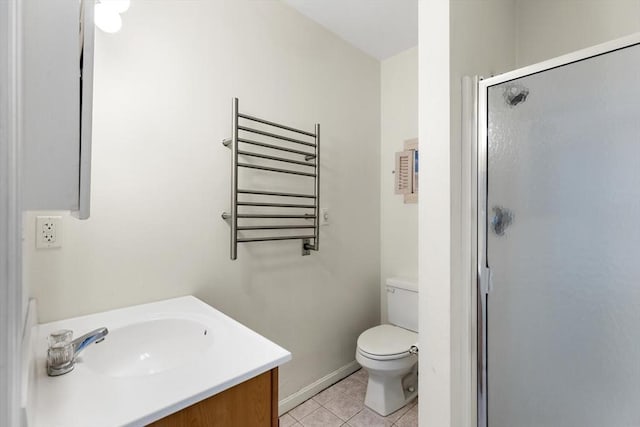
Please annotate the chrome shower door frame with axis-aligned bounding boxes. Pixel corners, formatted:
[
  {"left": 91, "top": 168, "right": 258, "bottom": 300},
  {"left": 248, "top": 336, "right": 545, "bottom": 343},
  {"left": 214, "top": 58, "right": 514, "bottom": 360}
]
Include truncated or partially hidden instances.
[{"left": 476, "top": 32, "right": 640, "bottom": 427}]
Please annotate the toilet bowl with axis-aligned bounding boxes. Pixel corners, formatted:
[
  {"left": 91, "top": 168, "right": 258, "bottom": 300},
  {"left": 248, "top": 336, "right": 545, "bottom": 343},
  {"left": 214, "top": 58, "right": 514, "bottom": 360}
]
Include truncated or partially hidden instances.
[
  {"left": 356, "top": 324, "right": 418, "bottom": 416},
  {"left": 356, "top": 278, "right": 419, "bottom": 416}
]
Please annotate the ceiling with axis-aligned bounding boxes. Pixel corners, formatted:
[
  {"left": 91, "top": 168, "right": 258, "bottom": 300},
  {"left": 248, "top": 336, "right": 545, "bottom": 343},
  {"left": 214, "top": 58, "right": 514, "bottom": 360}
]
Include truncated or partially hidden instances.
[{"left": 282, "top": 0, "right": 418, "bottom": 60}]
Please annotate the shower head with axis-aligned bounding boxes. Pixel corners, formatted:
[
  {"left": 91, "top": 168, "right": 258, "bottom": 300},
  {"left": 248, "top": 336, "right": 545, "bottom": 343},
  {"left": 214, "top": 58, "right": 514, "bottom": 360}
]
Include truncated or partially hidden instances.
[{"left": 504, "top": 85, "right": 529, "bottom": 107}]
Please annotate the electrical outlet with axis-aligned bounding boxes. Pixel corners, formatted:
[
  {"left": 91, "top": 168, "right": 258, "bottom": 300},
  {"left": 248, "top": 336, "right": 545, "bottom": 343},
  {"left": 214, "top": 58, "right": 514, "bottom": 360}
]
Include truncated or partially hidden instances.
[{"left": 36, "top": 216, "right": 62, "bottom": 249}]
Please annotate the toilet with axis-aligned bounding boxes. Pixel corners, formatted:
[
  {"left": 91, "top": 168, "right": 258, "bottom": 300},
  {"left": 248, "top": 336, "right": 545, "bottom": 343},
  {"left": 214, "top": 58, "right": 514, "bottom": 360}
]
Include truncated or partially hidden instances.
[{"left": 356, "top": 278, "right": 418, "bottom": 416}]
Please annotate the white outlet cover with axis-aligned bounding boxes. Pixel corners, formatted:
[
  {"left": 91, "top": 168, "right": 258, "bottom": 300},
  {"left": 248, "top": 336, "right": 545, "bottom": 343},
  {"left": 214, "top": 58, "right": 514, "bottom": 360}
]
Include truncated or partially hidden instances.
[{"left": 36, "top": 216, "right": 62, "bottom": 249}]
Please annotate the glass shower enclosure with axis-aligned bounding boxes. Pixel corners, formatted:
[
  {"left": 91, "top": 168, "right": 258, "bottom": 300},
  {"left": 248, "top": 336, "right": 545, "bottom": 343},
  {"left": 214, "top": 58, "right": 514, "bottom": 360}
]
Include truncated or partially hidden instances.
[{"left": 477, "top": 34, "right": 640, "bottom": 427}]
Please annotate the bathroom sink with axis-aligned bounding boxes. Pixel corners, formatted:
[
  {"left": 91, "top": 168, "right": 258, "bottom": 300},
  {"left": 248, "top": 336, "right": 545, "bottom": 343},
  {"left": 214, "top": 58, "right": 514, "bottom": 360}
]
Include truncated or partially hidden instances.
[
  {"left": 32, "top": 296, "right": 291, "bottom": 427},
  {"left": 80, "top": 317, "right": 215, "bottom": 377}
]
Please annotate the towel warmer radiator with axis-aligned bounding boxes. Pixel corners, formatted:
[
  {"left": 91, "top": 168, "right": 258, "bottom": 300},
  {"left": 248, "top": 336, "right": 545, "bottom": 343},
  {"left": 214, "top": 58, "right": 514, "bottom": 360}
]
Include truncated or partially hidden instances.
[{"left": 222, "top": 98, "right": 320, "bottom": 260}]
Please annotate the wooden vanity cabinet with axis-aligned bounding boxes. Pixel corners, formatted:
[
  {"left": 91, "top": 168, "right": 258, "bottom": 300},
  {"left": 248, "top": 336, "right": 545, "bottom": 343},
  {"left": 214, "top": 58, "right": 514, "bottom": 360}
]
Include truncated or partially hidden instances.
[{"left": 148, "top": 368, "right": 278, "bottom": 427}]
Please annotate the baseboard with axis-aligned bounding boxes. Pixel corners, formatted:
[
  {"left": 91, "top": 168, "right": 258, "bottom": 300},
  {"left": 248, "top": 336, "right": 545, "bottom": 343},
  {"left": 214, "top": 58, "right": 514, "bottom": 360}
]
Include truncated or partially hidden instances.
[{"left": 278, "top": 360, "right": 361, "bottom": 415}]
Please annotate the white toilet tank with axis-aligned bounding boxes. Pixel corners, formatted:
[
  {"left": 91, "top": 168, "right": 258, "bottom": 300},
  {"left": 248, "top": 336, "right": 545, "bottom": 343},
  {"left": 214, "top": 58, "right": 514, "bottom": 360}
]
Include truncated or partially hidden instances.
[{"left": 386, "top": 278, "right": 418, "bottom": 332}]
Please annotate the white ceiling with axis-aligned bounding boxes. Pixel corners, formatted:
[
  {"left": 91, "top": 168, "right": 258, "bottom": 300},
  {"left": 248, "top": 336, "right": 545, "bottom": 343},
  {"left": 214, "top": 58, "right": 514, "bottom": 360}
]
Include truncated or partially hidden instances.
[{"left": 282, "top": 0, "right": 418, "bottom": 60}]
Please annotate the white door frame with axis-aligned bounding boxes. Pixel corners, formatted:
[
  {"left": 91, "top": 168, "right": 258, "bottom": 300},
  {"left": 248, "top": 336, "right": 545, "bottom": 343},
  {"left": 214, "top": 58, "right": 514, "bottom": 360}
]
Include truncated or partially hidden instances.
[
  {"left": 0, "top": 0, "right": 23, "bottom": 426},
  {"left": 476, "top": 31, "right": 640, "bottom": 427}
]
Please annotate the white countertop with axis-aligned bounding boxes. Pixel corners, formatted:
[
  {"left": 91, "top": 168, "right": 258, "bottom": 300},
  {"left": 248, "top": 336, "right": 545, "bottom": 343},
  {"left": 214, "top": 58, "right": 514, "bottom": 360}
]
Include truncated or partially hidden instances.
[{"left": 29, "top": 296, "right": 291, "bottom": 427}]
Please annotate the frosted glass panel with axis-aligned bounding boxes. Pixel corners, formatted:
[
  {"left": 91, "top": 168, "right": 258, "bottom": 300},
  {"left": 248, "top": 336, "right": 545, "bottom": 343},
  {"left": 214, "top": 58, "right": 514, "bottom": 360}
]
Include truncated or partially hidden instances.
[{"left": 487, "top": 43, "right": 640, "bottom": 426}]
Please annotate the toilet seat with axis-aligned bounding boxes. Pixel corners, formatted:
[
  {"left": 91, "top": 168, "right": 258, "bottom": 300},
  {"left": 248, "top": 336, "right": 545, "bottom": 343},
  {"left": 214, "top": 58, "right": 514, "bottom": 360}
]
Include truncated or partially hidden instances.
[{"left": 357, "top": 324, "right": 418, "bottom": 361}]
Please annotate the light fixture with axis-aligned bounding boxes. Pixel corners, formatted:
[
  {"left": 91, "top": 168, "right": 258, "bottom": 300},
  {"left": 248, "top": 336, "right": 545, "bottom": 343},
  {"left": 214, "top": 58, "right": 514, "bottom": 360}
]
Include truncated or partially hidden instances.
[
  {"left": 102, "top": 0, "right": 130, "bottom": 14},
  {"left": 94, "top": 0, "right": 130, "bottom": 34}
]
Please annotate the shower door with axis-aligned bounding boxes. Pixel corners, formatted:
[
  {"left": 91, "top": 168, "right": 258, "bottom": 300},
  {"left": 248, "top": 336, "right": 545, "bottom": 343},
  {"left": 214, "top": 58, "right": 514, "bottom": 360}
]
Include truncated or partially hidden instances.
[{"left": 479, "top": 36, "right": 640, "bottom": 427}]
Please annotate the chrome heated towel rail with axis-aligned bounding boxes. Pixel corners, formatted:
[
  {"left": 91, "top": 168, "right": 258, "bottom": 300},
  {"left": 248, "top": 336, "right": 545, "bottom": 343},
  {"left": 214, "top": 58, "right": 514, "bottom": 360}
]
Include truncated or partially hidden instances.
[{"left": 222, "top": 98, "right": 320, "bottom": 260}]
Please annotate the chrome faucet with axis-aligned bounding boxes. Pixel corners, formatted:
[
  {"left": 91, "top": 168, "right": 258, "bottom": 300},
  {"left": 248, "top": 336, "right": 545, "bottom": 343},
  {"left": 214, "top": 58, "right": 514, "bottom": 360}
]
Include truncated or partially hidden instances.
[{"left": 47, "top": 327, "right": 109, "bottom": 376}]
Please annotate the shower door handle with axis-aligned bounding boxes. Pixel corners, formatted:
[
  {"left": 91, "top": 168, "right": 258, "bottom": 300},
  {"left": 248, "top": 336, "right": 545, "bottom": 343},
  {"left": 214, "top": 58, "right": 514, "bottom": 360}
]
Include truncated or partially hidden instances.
[{"left": 491, "top": 206, "right": 513, "bottom": 236}]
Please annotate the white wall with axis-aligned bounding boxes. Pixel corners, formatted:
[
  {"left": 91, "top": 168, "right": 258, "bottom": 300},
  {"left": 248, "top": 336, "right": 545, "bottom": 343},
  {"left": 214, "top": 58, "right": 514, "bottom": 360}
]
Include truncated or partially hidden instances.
[
  {"left": 23, "top": 0, "right": 381, "bottom": 402},
  {"left": 380, "top": 47, "right": 418, "bottom": 322},
  {"left": 516, "top": 0, "right": 640, "bottom": 67},
  {"left": 419, "top": 0, "right": 451, "bottom": 425}
]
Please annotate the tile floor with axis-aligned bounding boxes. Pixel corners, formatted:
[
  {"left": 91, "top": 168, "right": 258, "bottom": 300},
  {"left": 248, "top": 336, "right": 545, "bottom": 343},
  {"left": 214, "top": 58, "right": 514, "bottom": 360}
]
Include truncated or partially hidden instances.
[{"left": 280, "top": 369, "right": 418, "bottom": 427}]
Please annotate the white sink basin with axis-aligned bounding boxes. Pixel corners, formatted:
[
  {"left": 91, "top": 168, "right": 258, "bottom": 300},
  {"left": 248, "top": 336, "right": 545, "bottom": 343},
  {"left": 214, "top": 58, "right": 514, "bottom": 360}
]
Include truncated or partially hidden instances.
[
  {"left": 32, "top": 296, "right": 291, "bottom": 427},
  {"left": 80, "top": 317, "right": 215, "bottom": 378}
]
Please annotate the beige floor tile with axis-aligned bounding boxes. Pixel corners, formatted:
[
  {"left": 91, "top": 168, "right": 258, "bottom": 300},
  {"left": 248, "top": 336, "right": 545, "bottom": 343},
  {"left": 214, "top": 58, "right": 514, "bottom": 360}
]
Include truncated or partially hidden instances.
[
  {"left": 333, "top": 376, "right": 360, "bottom": 394},
  {"left": 289, "top": 398, "right": 321, "bottom": 421},
  {"left": 323, "top": 393, "right": 364, "bottom": 421},
  {"left": 383, "top": 402, "right": 412, "bottom": 424},
  {"left": 351, "top": 368, "right": 368, "bottom": 384},
  {"left": 334, "top": 376, "right": 367, "bottom": 401},
  {"left": 352, "top": 381, "right": 368, "bottom": 402},
  {"left": 279, "top": 413, "right": 298, "bottom": 427},
  {"left": 313, "top": 384, "right": 346, "bottom": 405},
  {"left": 346, "top": 407, "right": 393, "bottom": 427},
  {"left": 299, "top": 407, "right": 343, "bottom": 427},
  {"left": 394, "top": 404, "right": 418, "bottom": 427}
]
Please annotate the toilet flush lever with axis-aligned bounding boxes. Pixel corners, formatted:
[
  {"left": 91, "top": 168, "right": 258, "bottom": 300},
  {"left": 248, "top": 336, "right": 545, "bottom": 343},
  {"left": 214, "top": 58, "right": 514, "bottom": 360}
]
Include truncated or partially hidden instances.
[{"left": 409, "top": 345, "right": 418, "bottom": 355}]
